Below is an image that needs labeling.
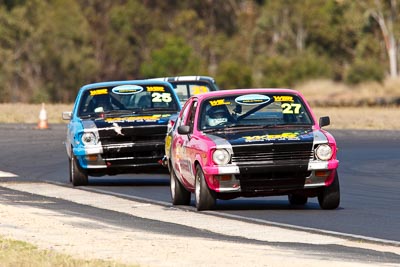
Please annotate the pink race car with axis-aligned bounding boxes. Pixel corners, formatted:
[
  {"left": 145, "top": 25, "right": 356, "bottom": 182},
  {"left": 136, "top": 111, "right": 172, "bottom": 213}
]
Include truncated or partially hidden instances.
[{"left": 165, "top": 88, "right": 340, "bottom": 211}]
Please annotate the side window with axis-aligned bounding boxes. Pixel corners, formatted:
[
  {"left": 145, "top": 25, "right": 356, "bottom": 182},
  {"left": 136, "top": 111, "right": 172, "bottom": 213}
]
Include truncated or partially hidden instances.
[
  {"left": 178, "top": 100, "right": 192, "bottom": 127},
  {"left": 175, "top": 84, "right": 189, "bottom": 102},
  {"left": 187, "top": 101, "right": 197, "bottom": 132},
  {"left": 178, "top": 100, "right": 197, "bottom": 133},
  {"left": 78, "top": 91, "right": 91, "bottom": 116}
]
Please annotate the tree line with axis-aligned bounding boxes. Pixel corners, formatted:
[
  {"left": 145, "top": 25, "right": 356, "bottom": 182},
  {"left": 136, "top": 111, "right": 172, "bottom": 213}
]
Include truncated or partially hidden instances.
[{"left": 0, "top": 0, "right": 398, "bottom": 103}]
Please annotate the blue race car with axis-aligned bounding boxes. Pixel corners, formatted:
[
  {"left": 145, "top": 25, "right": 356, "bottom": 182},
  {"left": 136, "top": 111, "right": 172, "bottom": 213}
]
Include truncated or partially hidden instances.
[{"left": 62, "top": 80, "right": 181, "bottom": 186}]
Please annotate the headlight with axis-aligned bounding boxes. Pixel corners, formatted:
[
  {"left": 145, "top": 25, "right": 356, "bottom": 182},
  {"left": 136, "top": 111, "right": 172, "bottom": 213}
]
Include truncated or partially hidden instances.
[
  {"left": 81, "top": 132, "right": 97, "bottom": 146},
  {"left": 212, "top": 149, "right": 230, "bottom": 165},
  {"left": 315, "top": 144, "right": 332, "bottom": 160}
]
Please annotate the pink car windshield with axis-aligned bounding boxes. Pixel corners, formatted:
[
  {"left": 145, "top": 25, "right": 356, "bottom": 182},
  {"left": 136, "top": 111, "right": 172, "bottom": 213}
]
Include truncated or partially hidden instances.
[{"left": 199, "top": 93, "right": 313, "bottom": 130}]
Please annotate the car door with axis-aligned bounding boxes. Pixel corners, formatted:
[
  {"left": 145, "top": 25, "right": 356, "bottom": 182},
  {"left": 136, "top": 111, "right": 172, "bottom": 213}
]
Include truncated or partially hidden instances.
[
  {"left": 171, "top": 99, "right": 193, "bottom": 183},
  {"left": 172, "top": 99, "right": 197, "bottom": 187},
  {"left": 179, "top": 100, "right": 198, "bottom": 186}
]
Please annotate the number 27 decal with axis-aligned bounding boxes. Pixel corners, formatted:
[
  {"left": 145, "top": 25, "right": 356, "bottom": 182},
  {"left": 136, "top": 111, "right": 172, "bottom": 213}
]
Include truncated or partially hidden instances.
[
  {"left": 152, "top": 92, "right": 172, "bottom": 102},
  {"left": 281, "top": 103, "right": 301, "bottom": 114}
]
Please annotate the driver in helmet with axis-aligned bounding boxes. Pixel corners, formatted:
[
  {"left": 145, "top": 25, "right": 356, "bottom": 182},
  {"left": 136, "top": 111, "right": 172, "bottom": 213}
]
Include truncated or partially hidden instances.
[
  {"left": 93, "top": 94, "right": 113, "bottom": 113},
  {"left": 206, "top": 105, "right": 230, "bottom": 127}
]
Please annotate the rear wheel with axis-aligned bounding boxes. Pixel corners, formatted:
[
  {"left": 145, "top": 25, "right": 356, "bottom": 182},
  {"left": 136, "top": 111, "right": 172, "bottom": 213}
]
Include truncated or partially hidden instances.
[
  {"left": 170, "top": 168, "right": 191, "bottom": 205},
  {"left": 195, "top": 165, "right": 216, "bottom": 211},
  {"left": 69, "top": 154, "right": 88, "bottom": 186},
  {"left": 288, "top": 194, "right": 308, "bottom": 205},
  {"left": 318, "top": 172, "right": 340, "bottom": 210}
]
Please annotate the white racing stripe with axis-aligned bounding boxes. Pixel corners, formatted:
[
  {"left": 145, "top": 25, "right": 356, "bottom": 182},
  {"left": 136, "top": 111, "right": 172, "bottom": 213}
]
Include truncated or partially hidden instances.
[{"left": 0, "top": 171, "right": 18, "bottom": 177}]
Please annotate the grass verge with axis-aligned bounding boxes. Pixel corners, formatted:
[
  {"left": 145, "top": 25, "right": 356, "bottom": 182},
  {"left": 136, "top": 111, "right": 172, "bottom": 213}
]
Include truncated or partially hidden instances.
[{"left": 0, "top": 235, "right": 135, "bottom": 267}]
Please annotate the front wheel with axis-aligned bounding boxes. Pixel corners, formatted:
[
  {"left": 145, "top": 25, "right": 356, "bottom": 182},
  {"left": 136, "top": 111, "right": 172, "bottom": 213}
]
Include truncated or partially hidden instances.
[
  {"left": 195, "top": 165, "right": 216, "bottom": 211},
  {"left": 318, "top": 172, "right": 340, "bottom": 210},
  {"left": 69, "top": 154, "right": 88, "bottom": 186},
  {"left": 170, "top": 168, "right": 191, "bottom": 205}
]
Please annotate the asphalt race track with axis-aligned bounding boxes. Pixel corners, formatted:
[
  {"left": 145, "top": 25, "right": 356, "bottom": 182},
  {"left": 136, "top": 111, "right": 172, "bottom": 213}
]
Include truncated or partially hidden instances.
[{"left": 0, "top": 123, "right": 399, "bottom": 243}]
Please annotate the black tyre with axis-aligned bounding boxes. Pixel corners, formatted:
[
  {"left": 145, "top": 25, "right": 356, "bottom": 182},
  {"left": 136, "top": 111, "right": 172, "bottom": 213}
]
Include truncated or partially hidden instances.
[
  {"left": 288, "top": 194, "right": 308, "bottom": 205},
  {"left": 195, "top": 165, "right": 216, "bottom": 211},
  {"left": 69, "top": 154, "right": 88, "bottom": 186},
  {"left": 318, "top": 172, "right": 340, "bottom": 210},
  {"left": 170, "top": 168, "right": 191, "bottom": 205}
]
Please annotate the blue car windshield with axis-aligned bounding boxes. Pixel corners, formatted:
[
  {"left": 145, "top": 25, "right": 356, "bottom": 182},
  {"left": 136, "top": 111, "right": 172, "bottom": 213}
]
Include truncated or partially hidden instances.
[
  {"left": 77, "top": 85, "right": 180, "bottom": 117},
  {"left": 199, "top": 93, "right": 313, "bottom": 130}
]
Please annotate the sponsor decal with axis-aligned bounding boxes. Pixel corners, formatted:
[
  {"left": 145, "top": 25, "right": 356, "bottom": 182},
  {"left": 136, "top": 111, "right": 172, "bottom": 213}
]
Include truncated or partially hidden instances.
[
  {"left": 146, "top": 86, "right": 166, "bottom": 92},
  {"left": 112, "top": 85, "right": 143, "bottom": 94},
  {"left": 165, "top": 135, "right": 172, "bottom": 151},
  {"left": 175, "top": 145, "right": 183, "bottom": 160},
  {"left": 209, "top": 99, "right": 231, "bottom": 106},
  {"left": 235, "top": 94, "right": 270, "bottom": 105},
  {"left": 90, "top": 88, "right": 108, "bottom": 96},
  {"left": 192, "top": 85, "right": 209, "bottom": 95},
  {"left": 273, "top": 96, "right": 294, "bottom": 102},
  {"left": 105, "top": 114, "right": 168, "bottom": 123},
  {"left": 242, "top": 132, "right": 300, "bottom": 142}
]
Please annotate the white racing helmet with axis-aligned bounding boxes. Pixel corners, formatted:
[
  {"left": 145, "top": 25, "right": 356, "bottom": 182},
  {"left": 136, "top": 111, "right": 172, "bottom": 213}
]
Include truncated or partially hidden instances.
[{"left": 206, "top": 106, "right": 228, "bottom": 126}]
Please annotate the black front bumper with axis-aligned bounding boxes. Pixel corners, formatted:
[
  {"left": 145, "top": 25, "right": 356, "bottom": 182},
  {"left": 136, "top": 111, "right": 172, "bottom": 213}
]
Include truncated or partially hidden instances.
[
  {"left": 94, "top": 124, "right": 168, "bottom": 174},
  {"left": 231, "top": 142, "right": 313, "bottom": 194}
]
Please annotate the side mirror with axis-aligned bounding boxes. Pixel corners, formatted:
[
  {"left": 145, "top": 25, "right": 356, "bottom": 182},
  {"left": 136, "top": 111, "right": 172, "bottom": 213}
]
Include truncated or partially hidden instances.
[
  {"left": 319, "top": 116, "right": 330, "bottom": 128},
  {"left": 177, "top": 125, "right": 190, "bottom": 135},
  {"left": 62, "top": 111, "right": 72, "bottom": 120}
]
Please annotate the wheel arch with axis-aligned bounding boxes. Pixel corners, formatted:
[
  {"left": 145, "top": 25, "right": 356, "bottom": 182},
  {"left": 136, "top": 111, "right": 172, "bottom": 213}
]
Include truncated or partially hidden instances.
[{"left": 194, "top": 161, "right": 216, "bottom": 191}]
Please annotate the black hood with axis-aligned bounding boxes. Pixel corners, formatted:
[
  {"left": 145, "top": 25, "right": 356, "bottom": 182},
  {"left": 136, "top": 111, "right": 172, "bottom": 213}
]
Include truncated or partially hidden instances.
[{"left": 81, "top": 113, "right": 176, "bottom": 142}]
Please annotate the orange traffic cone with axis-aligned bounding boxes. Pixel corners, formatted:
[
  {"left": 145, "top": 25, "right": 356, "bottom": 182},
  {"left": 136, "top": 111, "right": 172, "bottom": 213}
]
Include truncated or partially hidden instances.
[{"left": 37, "top": 103, "right": 49, "bottom": 129}]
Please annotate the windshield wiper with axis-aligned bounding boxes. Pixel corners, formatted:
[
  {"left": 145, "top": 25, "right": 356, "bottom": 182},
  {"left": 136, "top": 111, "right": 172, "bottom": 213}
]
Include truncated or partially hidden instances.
[
  {"left": 202, "top": 127, "right": 227, "bottom": 133},
  {"left": 223, "top": 124, "right": 261, "bottom": 130},
  {"left": 79, "top": 114, "right": 94, "bottom": 119},
  {"left": 202, "top": 124, "right": 261, "bottom": 133},
  {"left": 140, "top": 108, "right": 178, "bottom": 112},
  {"left": 214, "top": 124, "right": 287, "bottom": 132},
  {"left": 101, "top": 110, "right": 138, "bottom": 116}
]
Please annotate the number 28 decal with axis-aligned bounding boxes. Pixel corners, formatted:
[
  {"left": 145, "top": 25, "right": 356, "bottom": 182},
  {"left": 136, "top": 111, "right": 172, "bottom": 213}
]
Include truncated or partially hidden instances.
[
  {"left": 281, "top": 103, "right": 301, "bottom": 114},
  {"left": 152, "top": 92, "right": 172, "bottom": 102},
  {"left": 192, "top": 86, "right": 208, "bottom": 95}
]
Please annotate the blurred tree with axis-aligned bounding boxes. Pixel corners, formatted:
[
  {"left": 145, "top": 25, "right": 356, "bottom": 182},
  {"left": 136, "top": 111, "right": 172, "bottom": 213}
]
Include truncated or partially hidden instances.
[
  {"left": 357, "top": 0, "right": 399, "bottom": 78},
  {"left": 0, "top": 0, "right": 96, "bottom": 103},
  {"left": 258, "top": 51, "right": 332, "bottom": 88},
  {"left": 140, "top": 36, "right": 202, "bottom": 77},
  {"left": 37, "top": 0, "right": 97, "bottom": 102},
  {"left": 80, "top": 0, "right": 157, "bottom": 82},
  {"left": 216, "top": 59, "right": 252, "bottom": 89},
  {"left": 0, "top": 0, "right": 26, "bottom": 10},
  {"left": 344, "top": 58, "right": 384, "bottom": 84},
  {"left": 251, "top": 0, "right": 361, "bottom": 84},
  {"left": 190, "top": 0, "right": 240, "bottom": 75},
  {"left": 0, "top": 5, "right": 19, "bottom": 101},
  {"left": 0, "top": 0, "right": 398, "bottom": 102}
]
